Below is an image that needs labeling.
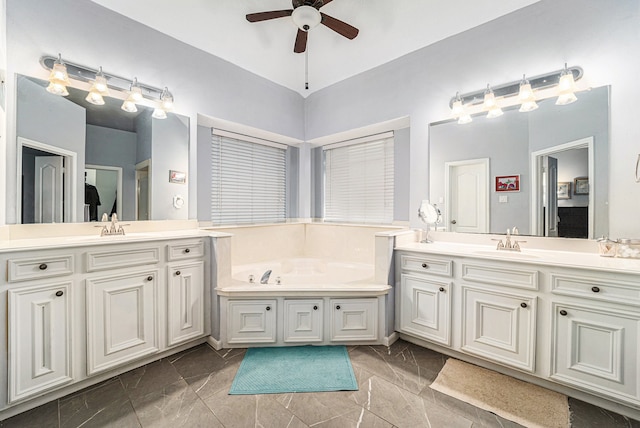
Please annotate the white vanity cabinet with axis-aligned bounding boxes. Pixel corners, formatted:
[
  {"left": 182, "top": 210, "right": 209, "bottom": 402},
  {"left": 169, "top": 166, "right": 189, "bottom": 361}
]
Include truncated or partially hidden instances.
[
  {"left": 284, "top": 299, "right": 323, "bottom": 343},
  {"left": 397, "top": 254, "right": 453, "bottom": 346},
  {"left": 549, "top": 270, "right": 640, "bottom": 406},
  {"left": 0, "top": 234, "right": 209, "bottom": 413},
  {"left": 330, "top": 298, "right": 378, "bottom": 342},
  {"left": 8, "top": 281, "right": 73, "bottom": 403},
  {"left": 86, "top": 269, "right": 160, "bottom": 375},
  {"left": 395, "top": 245, "right": 640, "bottom": 414}
]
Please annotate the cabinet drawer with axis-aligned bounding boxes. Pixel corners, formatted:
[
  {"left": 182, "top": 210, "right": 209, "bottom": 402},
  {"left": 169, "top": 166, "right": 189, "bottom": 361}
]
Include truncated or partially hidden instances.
[
  {"left": 551, "top": 273, "right": 640, "bottom": 306},
  {"left": 330, "top": 298, "right": 378, "bottom": 341},
  {"left": 227, "top": 300, "right": 277, "bottom": 344},
  {"left": 86, "top": 245, "right": 160, "bottom": 272},
  {"left": 167, "top": 239, "right": 205, "bottom": 261},
  {"left": 400, "top": 254, "right": 453, "bottom": 277},
  {"left": 461, "top": 263, "right": 538, "bottom": 290},
  {"left": 8, "top": 254, "right": 74, "bottom": 282}
]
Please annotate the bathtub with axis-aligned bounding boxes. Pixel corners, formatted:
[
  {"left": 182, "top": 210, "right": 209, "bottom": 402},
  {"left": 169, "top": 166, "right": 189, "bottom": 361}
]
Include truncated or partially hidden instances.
[{"left": 216, "top": 257, "right": 391, "bottom": 297}]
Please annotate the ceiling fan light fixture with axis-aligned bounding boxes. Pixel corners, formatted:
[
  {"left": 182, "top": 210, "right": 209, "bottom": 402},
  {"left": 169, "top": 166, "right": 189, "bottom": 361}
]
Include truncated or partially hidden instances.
[{"left": 291, "top": 5, "right": 321, "bottom": 30}]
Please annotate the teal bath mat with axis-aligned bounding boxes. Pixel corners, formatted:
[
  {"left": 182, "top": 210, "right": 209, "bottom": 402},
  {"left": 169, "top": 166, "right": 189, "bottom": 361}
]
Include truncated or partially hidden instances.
[{"left": 229, "top": 345, "right": 358, "bottom": 395}]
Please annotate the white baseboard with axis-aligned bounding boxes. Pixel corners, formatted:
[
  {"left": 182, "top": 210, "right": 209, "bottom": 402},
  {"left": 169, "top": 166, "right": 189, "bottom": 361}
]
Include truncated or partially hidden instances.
[
  {"left": 383, "top": 332, "right": 399, "bottom": 347},
  {"left": 206, "top": 336, "right": 223, "bottom": 350}
]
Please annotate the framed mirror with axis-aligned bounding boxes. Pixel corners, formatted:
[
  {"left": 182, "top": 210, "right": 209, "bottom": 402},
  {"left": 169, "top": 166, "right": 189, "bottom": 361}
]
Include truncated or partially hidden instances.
[
  {"left": 429, "top": 85, "right": 609, "bottom": 238},
  {"left": 15, "top": 74, "right": 190, "bottom": 224}
]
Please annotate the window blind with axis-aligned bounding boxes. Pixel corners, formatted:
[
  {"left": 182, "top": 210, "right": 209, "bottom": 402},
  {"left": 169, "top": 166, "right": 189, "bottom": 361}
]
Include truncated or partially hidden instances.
[
  {"left": 324, "top": 136, "right": 394, "bottom": 224},
  {"left": 211, "top": 133, "right": 286, "bottom": 225}
]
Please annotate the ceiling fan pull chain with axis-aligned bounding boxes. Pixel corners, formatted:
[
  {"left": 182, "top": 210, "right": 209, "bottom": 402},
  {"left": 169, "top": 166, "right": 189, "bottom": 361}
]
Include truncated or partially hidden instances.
[{"left": 305, "top": 45, "right": 309, "bottom": 90}]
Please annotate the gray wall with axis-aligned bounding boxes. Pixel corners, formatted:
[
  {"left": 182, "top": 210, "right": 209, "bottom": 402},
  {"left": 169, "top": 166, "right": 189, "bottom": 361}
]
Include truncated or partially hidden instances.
[
  {"left": 85, "top": 124, "right": 137, "bottom": 221},
  {"left": 16, "top": 76, "right": 86, "bottom": 222},
  {"left": 5, "top": 0, "right": 304, "bottom": 224},
  {"left": 304, "top": 0, "right": 640, "bottom": 237},
  {"left": 135, "top": 112, "right": 152, "bottom": 164},
  {"left": 556, "top": 148, "right": 589, "bottom": 208}
]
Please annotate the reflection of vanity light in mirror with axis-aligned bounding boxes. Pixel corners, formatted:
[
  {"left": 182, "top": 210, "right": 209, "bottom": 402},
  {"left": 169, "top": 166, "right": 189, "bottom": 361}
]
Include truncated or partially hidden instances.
[
  {"left": 449, "top": 65, "right": 584, "bottom": 123},
  {"left": 418, "top": 200, "right": 442, "bottom": 243}
]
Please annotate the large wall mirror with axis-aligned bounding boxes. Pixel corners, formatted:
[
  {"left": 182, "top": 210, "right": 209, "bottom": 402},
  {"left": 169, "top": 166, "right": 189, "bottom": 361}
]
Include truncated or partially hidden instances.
[
  {"left": 429, "top": 85, "right": 609, "bottom": 239},
  {"left": 15, "top": 74, "right": 190, "bottom": 224}
]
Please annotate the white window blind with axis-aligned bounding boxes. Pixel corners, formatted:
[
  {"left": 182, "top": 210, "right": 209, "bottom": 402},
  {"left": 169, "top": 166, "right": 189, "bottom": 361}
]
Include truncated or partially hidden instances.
[
  {"left": 324, "top": 135, "right": 394, "bottom": 224},
  {"left": 211, "top": 133, "right": 286, "bottom": 225}
]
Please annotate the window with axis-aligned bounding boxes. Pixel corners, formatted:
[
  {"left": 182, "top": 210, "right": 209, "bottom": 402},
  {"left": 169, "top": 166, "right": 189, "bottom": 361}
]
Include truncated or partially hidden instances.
[
  {"left": 324, "top": 134, "right": 394, "bottom": 224},
  {"left": 211, "top": 132, "right": 286, "bottom": 225}
]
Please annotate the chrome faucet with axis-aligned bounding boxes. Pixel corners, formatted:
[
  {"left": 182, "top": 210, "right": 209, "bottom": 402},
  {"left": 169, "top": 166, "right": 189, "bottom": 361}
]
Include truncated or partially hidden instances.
[
  {"left": 260, "top": 270, "right": 272, "bottom": 284},
  {"left": 492, "top": 228, "right": 526, "bottom": 252},
  {"left": 98, "top": 213, "right": 127, "bottom": 236}
]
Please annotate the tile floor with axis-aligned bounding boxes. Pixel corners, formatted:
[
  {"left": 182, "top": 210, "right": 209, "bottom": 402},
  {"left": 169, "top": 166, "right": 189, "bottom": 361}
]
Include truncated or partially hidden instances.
[{"left": 1, "top": 340, "right": 639, "bottom": 428}]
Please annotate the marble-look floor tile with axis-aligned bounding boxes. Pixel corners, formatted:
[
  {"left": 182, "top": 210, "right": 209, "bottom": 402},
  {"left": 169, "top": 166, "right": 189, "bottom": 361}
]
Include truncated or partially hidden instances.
[
  {"left": 569, "top": 398, "right": 640, "bottom": 428},
  {"left": 120, "top": 358, "right": 182, "bottom": 400},
  {"left": 348, "top": 346, "right": 436, "bottom": 394},
  {"left": 189, "top": 352, "right": 244, "bottom": 400},
  {"left": 1, "top": 400, "right": 59, "bottom": 428},
  {"left": 168, "top": 344, "right": 226, "bottom": 385},
  {"left": 203, "top": 389, "right": 306, "bottom": 428},
  {"left": 213, "top": 346, "right": 246, "bottom": 361},
  {"left": 350, "top": 374, "right": 473, "bottom": 428},
  {"left": 59, "top": 378, "right": 140, "bottom": 428},
  {"left": 274, "top": 390, "right": 367, "bottom": 427},
  {"left": 310, "top": 407, "right": 394, "bottom": 428},
  {"left": 130, "top": 379, "right": 223, "bottom": 428}
]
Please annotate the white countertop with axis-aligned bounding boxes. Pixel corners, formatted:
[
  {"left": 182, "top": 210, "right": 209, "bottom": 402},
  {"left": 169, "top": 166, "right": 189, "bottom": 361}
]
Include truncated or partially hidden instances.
[
  {"left": 396, "top": 241, "right": 640, "bottom": 275},
  {"left": 0, "top": 229, "right": 232, "bottom": 253}
]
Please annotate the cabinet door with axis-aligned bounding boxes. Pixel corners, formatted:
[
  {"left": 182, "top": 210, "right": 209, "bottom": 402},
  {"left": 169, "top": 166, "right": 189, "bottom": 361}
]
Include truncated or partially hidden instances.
[
  {"left": 86, "top": 270, "right": 159, "bottom": 375},
  {"left": 284, "top": 299, "right": 323, "bottom": 343},
  {"left": 461, "top": 286, "right": 536, "bottom": 372},
  {"left": 330, "top": 298, "right": 378, "bottom": 342},
  {"left": 167, "top": 261, "right": 205, "bottom": 347},
  {"left": 8, "top": 282, "right": 73, "bottom": 403},
  {"left": 227, "top": 300, "right": 277, "bottom": 344},
  {"left": 551, "top": 303, "right": 640, "bottom": 406},
  {"left": 399, "top": 274, "right": 451, "bottom": 345}
]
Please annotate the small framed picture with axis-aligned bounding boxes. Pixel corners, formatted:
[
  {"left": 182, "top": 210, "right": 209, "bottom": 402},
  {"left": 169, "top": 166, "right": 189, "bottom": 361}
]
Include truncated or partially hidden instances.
[
  {"left": 495, "top": 175, "right": 520, "bottom": 192},
  {"left": 557, "top": 182, "right": 571, "bottom": 199},
  {"left": 574, "top": 176, "right": 589, "bottom": 195},
  {"left": 169, "top": 170, "right": 186, "bottom": 184}
]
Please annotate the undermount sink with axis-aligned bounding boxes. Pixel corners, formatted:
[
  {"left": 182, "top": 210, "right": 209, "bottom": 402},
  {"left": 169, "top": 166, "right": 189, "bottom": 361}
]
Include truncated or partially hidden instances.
[{"left": 472, "top": 250, "right": 540, "bottom": 260}]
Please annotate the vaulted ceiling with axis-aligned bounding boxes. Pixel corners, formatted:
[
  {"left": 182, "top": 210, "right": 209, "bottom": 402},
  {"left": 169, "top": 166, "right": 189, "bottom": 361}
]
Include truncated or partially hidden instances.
[{"left": 91, "top": 0, "right": 540, "bottom": 96}]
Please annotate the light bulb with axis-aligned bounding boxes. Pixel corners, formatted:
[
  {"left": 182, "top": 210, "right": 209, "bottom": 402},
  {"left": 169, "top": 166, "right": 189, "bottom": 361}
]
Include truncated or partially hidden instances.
[
  {"left": 556, "top": 92, "right": 577, "bottom": 105},
  {"left": 152, "top": 108, "right": 167, "bottom": 119},
  {"left": 483, "top": 85, "right": 497, "bottom": 109},
  {"left": 46, "top": 81, "right": 69, "bottom": 96},
  {"left": 160, "top": 87, "right": 174, "bottom": 110},
  {"left": 519, "top": 101, "right": 539, "bottom": 112},
  {"left": 88, "top": 67, "right": 110, "bottom": 96},
  {"left": 457, "top": 114, "right": 472, "bottom": 125},
  {"left": 46, "top": 54, "right": 70, "bottom": 96},
  {"left": 487, "top": 106, "right": 504, "bottom": 118},
  {"left": 85, "top": 90, "right": 105, "bottom": 105},
  {"left": 121, "top": 99, "right": 138, "bottom": 113}
]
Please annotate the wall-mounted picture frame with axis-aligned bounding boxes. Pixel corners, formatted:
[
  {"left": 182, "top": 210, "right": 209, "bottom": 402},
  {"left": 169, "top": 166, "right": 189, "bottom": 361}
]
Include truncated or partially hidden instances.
[
  {"left": 557, "top": 182, "right": 571, "bottom": 199},
  {"left": 495, "top": 175, "right": 520, "bottom": 192},
  {"left": 574, "top": 176, "right": 589, "bottom": 195},
  {"left": 169, "top": 170, "right": 187, "bottom": 184}
]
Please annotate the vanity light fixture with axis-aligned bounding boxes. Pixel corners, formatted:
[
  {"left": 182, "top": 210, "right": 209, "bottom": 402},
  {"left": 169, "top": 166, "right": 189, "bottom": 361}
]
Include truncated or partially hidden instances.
[
  {"left": 450, "top": 92, "right": 473, "bottom": 124},
  {"left": 518, "top": 75, "right": 539, "bottom": 112},
  {"left": 46, "top": 54, "right": 70, "bottom": 96},
  {"left": 556, "top": 63, "right": 578, "bottom": 105},
  {"left": 40, "top": 54, "right": 175, "bottom": 114},
  {"left": 484, "top": 85, "right": 503, "bottom": 118},
  {"left": 152, "top": 107, "right": 167, "bottom": 120},
  {"left": 448, "top": 64, "right": 583, "bottom": 124}
]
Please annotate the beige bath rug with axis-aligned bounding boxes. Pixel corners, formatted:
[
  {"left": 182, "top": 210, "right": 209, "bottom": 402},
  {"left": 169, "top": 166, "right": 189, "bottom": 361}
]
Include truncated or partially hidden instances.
[{"left": 430, "top": 358, "right": 569, "bottom": 428}]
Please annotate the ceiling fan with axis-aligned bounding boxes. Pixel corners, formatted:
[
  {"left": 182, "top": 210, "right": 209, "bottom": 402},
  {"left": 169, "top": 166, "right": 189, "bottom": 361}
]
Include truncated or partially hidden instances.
[{"left": 246, "top": 0, "right": 359, "bottom": 53}]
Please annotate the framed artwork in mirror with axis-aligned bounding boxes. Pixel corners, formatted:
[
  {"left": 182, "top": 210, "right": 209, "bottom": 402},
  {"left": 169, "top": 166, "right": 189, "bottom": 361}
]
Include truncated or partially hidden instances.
[
  {"left": 558, "top": 182, "right": 571, "bottom": 199},
  {"left": 495, "top": 175, "right": 520, "bottom": 192},
  {"left": 574, "top": 176, "right": 589, "bottom": 195}
]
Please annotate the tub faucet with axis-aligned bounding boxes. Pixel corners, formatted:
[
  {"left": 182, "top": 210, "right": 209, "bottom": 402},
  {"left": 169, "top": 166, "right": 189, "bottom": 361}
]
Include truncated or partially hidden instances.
[{"left": 260, "top": 270, "right": 272, "bottom": 284}]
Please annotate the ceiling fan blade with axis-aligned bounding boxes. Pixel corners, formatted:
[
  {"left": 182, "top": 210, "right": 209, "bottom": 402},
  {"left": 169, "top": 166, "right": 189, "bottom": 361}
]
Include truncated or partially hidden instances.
[
  {"left": 294, "top": 28, "right": 308, "bottom": 53},
  {"left": 319, "top": 0, "right": 334, "bottom": 8},
  {"left": 320, "top": 13, "right": 359, "bottom": 39},
  {"left": 246, "top": 10, "right": 293, "bottom": 23}
]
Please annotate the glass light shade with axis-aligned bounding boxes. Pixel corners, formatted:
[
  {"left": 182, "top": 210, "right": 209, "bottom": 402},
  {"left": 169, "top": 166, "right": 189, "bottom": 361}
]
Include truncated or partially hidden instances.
[
  {"left": 49, "top": 62, "right": 70, "bottom": 84},
  {"left": 121, "top": 99, "right": 138, "bottom": 113},
  {"left": 85, "top": 90, "right": 105, "bottom": 105},
  {"left": 130, "top": 86, "right": 143, "bottom": 102},
  {"left": 483, "top": 90, "right": 497, "bottom": 109},
  {"left": 457, "top": 114, "right": 473, "bottom": 124},
  {"left": 160, "top": 87, "right": 174, "bottom": 110},
  {"left": 152, "top": 108, "right": 167, "bottom": 119},
  {"left": 487, "top": 106, "right": 504, "bottom": 118},
  {"left": 558, "top": 72, "right": 576, "bottom": 92},
  {"left": 451, "top": 99, "right": 465, "bottom": 117},
  {"left": 93, "top": 75, "right": 109, "bottom": 94},
  {"left": 519, "top": 100, "right": 539, "bottom": 112},
  {"left": 518, "top": 82, "right": 535, "bottom": 102},
  {"left": 46, "top": 81, "right": 69, "bottom": 96},
  {"left": 291, "top": 5, "right": 321, "bottom": 30},
  {"left": 556, "top": 92, "right": 577, "bottom": 105}
]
